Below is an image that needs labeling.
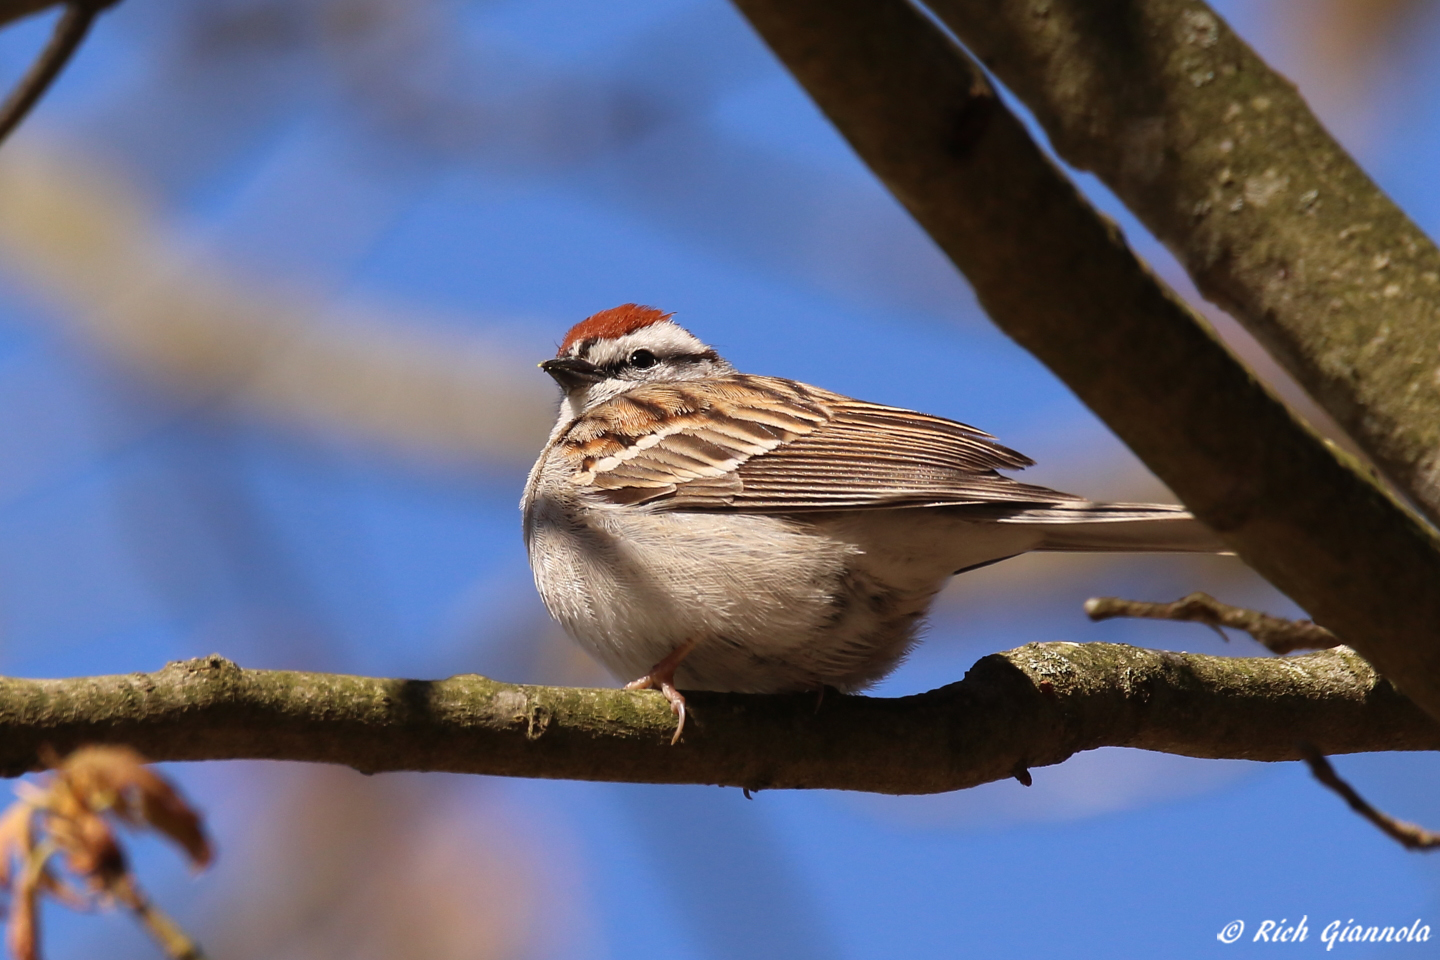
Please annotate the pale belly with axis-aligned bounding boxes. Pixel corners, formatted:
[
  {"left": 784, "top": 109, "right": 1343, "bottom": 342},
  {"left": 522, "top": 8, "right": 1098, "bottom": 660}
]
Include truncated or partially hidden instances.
[{"left": 524, "top": 496, "right": 1045, "bottom": 693}]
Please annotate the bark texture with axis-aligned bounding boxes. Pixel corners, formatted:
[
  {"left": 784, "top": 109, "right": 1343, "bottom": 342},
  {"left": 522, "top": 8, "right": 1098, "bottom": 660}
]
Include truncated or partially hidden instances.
[
  {"left": 926, "top": 0, "right": 1440, "bottom": 527},
  {"left": 731, "top": 0, "right": 1440, "bottom": 722},
  {"left": 1085, "top": 593, "right": 1339, "bottom": 654},
  {"left": 0, "top": 645, "right": 1432, "bottom": 795}
]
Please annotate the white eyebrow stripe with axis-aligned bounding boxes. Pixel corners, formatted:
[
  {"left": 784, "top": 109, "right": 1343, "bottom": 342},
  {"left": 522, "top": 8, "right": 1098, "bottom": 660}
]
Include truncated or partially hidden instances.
[{"left": 582, "top": 323, "right": 711, "bottom": 365}]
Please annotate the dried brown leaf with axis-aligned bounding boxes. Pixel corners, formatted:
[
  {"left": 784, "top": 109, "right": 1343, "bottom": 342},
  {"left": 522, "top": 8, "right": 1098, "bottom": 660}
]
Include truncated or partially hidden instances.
[
  {"left": 138, "top": 788, "right": 211, "bottom": 870},
  {"left": 0, "top": 804, "right": 34, "bottom": 893},
  {"left": 0, "top": 746, "right": 212, "bottom": 960},
  {"left": 34, "top": 870, "right": 87, "bottom": 913},
  {"left": 49, "top": 811, "right": 125, "bottom": 888},
  {"left": 51, "top": 747, "right": 211, "bottom": 869},
  {"left": 6, "top": 854, "right": 44, "bottom": 960}
]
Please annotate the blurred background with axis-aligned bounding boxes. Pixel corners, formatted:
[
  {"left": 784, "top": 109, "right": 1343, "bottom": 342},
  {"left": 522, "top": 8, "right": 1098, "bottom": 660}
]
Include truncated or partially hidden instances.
[{"left": 0, "top": 0, "right": 1438, "bottom": 956}]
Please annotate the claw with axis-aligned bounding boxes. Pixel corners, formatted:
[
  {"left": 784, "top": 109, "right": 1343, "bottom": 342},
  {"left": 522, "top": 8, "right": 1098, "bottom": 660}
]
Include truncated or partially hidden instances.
[{"left": 625, "top": 637, "right": 699, "bottom": 745}]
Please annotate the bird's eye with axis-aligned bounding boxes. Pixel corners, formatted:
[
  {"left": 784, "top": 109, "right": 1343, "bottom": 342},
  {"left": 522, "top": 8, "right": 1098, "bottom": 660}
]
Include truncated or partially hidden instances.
[{"left": 629, "top": 349, "right": 658, "bottom": 369}]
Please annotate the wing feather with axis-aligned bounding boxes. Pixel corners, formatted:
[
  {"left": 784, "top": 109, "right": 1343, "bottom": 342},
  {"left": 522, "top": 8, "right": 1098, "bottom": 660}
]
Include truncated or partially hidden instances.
[{"left": 557, "top": 374, "right": 1081, "bottom": 510}]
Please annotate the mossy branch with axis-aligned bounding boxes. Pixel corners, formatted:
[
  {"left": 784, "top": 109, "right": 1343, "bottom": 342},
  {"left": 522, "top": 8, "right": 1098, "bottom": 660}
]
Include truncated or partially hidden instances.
[
  {"left": 730, "top": 0, "right": 1440, "bottom": 724},
  {"left": 925, "top": 0, "right": 1440, "bottom": 528},
  {"left": 0, "top": 645, "right": 1431, "bottom": 795}
]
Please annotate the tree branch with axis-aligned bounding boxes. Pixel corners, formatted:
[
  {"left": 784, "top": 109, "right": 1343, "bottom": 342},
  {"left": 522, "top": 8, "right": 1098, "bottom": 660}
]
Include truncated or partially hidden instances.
[
  {"left": 924, "top": 0, "right": 1440, "bottom": 528},
  {"left": 1300, "top": 745, "right": 1440, "bottom": 851},
  {"left": 1085, "top": 593, "right": 1339, "bottom": 654},
  {"left": 0, "top": 145, "right": 554, "bottom": 466},
  {"left": 729, "top": 0, "right": 1440, "bottom": 722},
  {"left": 0, "top": 0, "right": 113, "bottom": 147},
  {"left": 0, "top": 0, "right": 59, "bottom": 32},
  {"left": 0, "top": 644, "right": 1431, "bottom": 795}
]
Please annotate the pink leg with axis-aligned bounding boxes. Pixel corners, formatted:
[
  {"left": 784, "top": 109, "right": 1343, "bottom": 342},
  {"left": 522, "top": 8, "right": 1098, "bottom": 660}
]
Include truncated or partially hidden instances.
[{"left": 625, "top": 637, "right": 700, "bottom": 745}]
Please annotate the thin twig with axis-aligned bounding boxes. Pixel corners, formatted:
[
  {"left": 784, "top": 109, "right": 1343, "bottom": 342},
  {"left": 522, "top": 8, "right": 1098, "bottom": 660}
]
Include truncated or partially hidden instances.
[
  {"left": 0, "top": 0, "right": 114, "bottom": 147},
  {"left": 115, "top": 880, "right": 208, "bottom": 960},
  {"left": 1085, "top": 593, "right": 1339, "bottom": 654},
  {"left": 1299, "top": 743, "right": 1440, "bottom": 851}
]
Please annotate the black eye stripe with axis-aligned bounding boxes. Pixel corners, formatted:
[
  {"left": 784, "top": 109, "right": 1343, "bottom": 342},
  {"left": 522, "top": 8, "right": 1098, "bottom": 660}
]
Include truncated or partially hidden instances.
[{"left": 597, "top": 349, "right": 718, "bottom": 375}]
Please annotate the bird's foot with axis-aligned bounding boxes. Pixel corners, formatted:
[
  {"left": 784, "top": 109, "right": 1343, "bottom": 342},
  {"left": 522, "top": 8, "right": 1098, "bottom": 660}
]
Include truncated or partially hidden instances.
[
  {"left": 626, "top": 638, "right": 699, "bottom": 745},
  {"left": 625, "top": 675, "right": 689, "bottom": 745}
]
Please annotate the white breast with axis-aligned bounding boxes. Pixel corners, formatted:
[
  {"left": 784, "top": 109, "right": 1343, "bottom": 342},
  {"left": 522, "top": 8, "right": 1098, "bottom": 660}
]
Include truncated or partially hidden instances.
[{"left": 523, "top": 470, "right": 1050, "bottom": 693}]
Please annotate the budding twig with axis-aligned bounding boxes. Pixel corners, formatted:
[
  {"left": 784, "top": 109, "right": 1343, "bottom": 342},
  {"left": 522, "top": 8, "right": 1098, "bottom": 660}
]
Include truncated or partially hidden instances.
[
  {"left": 1299, "top": 744, "right": 1440, "bottom": 852},
  {"left": 1084, "top": 592, "right": 1339, "bottom": 655},
  {"left": 0, "top": 746, "right": 211, "bottom": 960}
]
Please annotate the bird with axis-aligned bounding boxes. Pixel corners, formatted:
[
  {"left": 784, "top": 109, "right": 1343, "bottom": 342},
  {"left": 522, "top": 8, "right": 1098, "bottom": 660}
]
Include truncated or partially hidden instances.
[{"left": 521, "top": 304, "right": 1225, "bottom": 743}]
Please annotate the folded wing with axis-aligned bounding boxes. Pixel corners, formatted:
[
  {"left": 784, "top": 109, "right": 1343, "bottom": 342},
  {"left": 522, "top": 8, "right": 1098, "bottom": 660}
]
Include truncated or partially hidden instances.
[{"left": 559, "top": 374, "right": 1085, "bottom": 511}]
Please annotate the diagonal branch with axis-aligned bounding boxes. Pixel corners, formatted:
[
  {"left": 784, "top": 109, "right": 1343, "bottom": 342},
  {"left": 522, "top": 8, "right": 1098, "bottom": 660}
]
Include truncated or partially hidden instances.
[
  {"left": 0, "top": 0, "right": 60, "bottom": 31},
  {"left": 0, "top": 4, "right": 85, "bottom": 143},
  {"left": 1300, "top": 745, "right": 1440, "bottom": 851},
  {"left": 924, "top": 0, "right": 1440, "bottom": 528},
  {"left": 0, "top": 644, "right": 1432, "bottom": 795},
  {"left": 728, "top": 0, "right": 1440, "bottom": 723},
  {"left": 0, "top": 0, "right": 115, "bottom": 146},
  {"left": 0, "top": 144, "right": 555, "bottom": 467},
  {"left": 1085, "top": 593, "right": 1339, "bottom": 654}
]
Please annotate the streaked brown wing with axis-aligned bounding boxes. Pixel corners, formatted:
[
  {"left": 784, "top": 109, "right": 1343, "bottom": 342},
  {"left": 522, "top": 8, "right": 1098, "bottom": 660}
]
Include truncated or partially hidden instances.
[
  {"left": 559, "top": 375, "right": 827, "bottom": 506},
  {"left": 559, "top": 374, "right": 1082, "bottom": 510}
]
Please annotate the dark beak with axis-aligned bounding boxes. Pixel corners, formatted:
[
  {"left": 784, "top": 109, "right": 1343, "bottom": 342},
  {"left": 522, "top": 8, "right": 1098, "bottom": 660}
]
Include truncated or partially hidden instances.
[{"left": 540, "top": 356, "right": 605, "bottom": 390}]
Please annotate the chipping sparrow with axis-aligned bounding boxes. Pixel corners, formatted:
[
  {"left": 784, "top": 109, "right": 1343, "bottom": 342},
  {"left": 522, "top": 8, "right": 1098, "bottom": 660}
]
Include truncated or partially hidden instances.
[{"left": 522, "top": 305, "right": 1224, "bottom": 742}]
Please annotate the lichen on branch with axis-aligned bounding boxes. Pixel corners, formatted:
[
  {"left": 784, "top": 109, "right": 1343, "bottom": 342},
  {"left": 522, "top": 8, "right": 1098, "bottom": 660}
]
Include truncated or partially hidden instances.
[
  {"left": 925, "top": 0, "right": 1440, "bottom": 528},
  {"left": 730, "top": 0, "right": 1440, "bottom": 725},
  {"left": 0, "top": 646, "right": 1430, "bottom": 796}
]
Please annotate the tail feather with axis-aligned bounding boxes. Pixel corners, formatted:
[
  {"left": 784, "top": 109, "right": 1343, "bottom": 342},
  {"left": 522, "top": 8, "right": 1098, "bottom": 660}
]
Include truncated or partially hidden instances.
[{"left": 993, "top": 502, "right": 1228, "bottom": 554}]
